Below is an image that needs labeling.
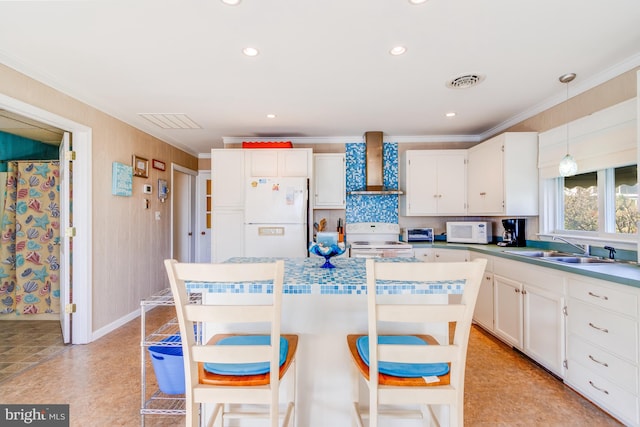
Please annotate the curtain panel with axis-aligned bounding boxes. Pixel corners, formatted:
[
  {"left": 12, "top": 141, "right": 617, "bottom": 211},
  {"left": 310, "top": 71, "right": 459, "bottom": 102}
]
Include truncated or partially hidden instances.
[{"left": 0, "top": 161, "right": 60, "bottom": 315}]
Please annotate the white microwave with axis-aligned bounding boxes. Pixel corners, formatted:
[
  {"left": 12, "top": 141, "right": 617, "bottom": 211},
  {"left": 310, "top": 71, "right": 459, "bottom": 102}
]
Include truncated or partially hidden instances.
[{"left": 446, "top": 221, "right": 492, "bottom": 244}]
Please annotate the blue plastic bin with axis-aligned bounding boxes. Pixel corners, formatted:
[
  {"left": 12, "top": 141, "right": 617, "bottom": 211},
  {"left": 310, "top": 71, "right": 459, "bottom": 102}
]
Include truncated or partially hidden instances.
[{"left": 148, "top": 335, "right": 185, "bottom": 395}]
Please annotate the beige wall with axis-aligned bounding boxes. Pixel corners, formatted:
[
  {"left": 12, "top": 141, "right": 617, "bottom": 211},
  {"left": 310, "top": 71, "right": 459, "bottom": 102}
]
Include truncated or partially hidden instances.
[{"left": 0, "top": 64, "right": 197, "bottom": 333}]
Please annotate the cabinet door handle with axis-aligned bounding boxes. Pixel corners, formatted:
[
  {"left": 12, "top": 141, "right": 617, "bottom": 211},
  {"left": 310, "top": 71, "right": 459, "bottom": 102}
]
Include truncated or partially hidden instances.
[
  {"left": 589, "top": 381, "right": 609, "bottom": 395},
  {"left": 588, "top": 354, "right": 609, "bottom": 367},
  {"left": 522, "top": 290, "right": 527, "bottom": 295},
  {"left": 480, "top": 192, "right": 486, "bottom": 196},
  {"left": 588, "top": 322, "right": 609, "bottom": 333},
  {"left": 588, "top": 291, "right": 609, "bottom": 301},
  {"left": 515, "top": 288, "right": 520, "bottom": 293}
]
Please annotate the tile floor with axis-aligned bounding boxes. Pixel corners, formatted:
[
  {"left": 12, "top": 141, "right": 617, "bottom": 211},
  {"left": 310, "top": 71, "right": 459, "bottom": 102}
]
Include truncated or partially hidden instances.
[
  {"left": 0, "top": 320, "right": 69, "bottom": 383},
  {"left": 0, "top": 306, "right": 623, "bottom": 426}
]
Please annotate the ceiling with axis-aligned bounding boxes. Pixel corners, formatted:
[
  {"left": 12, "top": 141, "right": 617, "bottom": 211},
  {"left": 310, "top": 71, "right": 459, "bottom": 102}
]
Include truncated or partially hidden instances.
[{"left": 1, "top": 0, "right": 639, "bottom": 156}]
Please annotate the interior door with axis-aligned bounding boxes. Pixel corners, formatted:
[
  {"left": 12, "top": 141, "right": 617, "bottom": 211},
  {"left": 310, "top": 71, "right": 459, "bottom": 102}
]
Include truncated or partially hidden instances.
[
  {"left": 58, "top": 132, "right": 71, "bottom": 343},
  {"left": 172, "top": 166, "right": 196, "bottom": 262}
]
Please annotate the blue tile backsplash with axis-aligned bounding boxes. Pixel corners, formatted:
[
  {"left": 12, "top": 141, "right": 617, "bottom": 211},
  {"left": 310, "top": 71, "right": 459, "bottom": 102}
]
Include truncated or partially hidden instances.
[{"left": 345, "top": 141, "right": 399, "bottom": 224}]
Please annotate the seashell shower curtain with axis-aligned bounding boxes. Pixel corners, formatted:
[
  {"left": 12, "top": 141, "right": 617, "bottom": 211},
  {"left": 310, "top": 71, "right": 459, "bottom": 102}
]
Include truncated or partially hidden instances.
[{"left": 0, "top": 161, "right": 60, "bottom": 315}]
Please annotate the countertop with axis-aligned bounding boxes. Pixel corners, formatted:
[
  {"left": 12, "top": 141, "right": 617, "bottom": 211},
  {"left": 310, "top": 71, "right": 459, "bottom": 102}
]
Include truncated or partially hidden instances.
[
  {"left": 186, "top": 256, "right": 464, "bottom": 295},
  {"left": 410, "top": 242, "right": 640, "bottom": 288}
]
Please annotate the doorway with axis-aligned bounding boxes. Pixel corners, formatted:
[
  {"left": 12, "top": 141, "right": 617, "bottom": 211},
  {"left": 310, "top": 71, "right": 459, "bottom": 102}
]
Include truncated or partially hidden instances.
[
  {"left": 0, "top": 93, "right": 92, "bottom": 344},
  {"left": 171, "top": 164, "right": 197, "bottom": 262}
]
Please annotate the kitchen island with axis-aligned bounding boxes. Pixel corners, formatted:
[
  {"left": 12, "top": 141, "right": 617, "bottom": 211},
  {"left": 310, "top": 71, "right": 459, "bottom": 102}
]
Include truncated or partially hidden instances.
[{"left": 186, "top": 257, "right": 466, "bottom": 427}]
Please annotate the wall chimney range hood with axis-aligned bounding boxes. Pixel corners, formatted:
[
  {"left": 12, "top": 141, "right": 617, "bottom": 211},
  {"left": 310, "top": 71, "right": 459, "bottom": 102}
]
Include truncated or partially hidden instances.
[{"left": 348, "top": 131, "right": 403, "bottom": 195}]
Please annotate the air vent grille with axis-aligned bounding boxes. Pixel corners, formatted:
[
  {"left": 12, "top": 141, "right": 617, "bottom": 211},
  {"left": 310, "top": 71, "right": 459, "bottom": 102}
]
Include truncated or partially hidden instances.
[
  {"left": 446, "top": 74, "right": 485, "bottom": 89},
  {"left": 138, "top": 113, "right": 201, "bottom": 129}
]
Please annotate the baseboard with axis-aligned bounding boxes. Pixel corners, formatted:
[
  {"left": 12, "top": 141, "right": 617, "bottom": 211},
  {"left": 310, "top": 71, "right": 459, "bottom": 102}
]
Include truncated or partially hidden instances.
[{"left": 91, "top": 308, "right": 140, "bottom": 341}]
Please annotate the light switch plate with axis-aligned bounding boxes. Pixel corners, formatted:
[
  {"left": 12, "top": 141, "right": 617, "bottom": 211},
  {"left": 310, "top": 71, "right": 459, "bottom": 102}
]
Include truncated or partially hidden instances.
[{"left": 143, "top": 184, "right": 152, "bottom": 194}]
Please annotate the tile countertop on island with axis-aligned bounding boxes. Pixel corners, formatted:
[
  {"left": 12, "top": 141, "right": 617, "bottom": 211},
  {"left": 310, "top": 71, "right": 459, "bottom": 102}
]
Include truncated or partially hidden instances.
[
  {"left": 410, "top": 242, "right": 640, "bottom": 288},
  {"left": 186, "top": 257, "right": 465, "bottom": 295}
]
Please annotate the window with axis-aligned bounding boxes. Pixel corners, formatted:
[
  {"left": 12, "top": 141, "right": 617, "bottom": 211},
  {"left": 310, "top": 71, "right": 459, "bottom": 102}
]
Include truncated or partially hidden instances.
[{"left": 558, "top": 165, "right": 638, "bottom": 236}]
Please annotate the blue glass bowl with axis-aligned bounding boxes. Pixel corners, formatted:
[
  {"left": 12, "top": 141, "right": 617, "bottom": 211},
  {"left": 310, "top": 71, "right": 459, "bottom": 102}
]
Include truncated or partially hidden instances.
[{"left": 308, "top": 243, "right": 346, "bottom": 268}]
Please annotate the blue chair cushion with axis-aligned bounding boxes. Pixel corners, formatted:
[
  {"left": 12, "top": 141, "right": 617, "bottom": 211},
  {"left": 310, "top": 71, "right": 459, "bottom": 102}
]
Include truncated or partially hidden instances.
[
  {"left": 356, "top": 335, "right": 450, "bottom": 377},
  {"left": 203, "top": 335, "right": 288, "bottom": 376}
]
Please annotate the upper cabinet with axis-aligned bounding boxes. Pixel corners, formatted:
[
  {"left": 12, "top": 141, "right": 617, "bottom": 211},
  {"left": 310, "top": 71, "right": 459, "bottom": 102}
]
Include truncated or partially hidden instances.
[
  {"left": 467, "top": 132, "right": 538, "bottom": 216},
  {"left": 400, "top": 150, "right": 467, "bottom": 216},
  {"left": 212, "top": 149, "right": 245, "bottom": 208},
  {"left": 313, "top": 153, "right": 345, "bottom": 209},
  {"left": 245, "top": 148, "right": 312, "bottom": 177}
]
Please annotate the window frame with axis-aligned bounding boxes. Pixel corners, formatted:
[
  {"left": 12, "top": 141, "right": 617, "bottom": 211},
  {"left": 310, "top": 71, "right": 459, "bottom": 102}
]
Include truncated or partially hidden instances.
[{"left": 540, "top": 164, "right": 638, "bottom": 249}]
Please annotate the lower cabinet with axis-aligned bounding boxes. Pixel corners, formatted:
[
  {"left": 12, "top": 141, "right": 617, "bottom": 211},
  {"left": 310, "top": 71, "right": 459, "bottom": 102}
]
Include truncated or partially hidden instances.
[
  {"left": 467, "top": 251, "right": 640, "bottom": 426},
  {"left": 493, "top": 274, "right": 523, "bottom": 348},
  {"left": 565, "top": 275, "right": 639, "bottom": 426},
  {"left": 470, "top": 252, "right": 494, "bottom": 330},
  {"left": 492, "top": 257, "right": 566, "bottom": 378},
  {"left": 523, "top": 283, "right": 566, "bottom": 376}
]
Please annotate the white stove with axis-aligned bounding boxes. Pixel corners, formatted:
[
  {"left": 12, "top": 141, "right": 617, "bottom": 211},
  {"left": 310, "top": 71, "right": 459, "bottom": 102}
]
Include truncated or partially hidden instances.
[{"left": 346, "top": 222, "right": 414, "bottom": 258}]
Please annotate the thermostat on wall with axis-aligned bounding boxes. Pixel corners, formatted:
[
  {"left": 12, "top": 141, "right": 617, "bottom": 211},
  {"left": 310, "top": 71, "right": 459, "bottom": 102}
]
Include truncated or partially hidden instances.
[{"left": 143, "top": 184, "right": 152, "bottom": 194}]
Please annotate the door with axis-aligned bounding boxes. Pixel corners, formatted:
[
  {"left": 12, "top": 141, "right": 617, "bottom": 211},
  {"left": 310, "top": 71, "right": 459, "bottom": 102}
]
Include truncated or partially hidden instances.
[
  {"left": 196, "top": 172, "right": 211, "bottom": 262},
  {"left": 493, "top": 274, "right": 523, "bottom": 348},
  {"left": 244, "top": 177, "right": 307, "bottom": 224},
  {"left": 172, "top": 165, "right": 197, "bottom": 262},
  {"left": 523, "top": 283, "right": 566, "bottom": 376},
  {"left": 58, "top": 132, "right": 71, "bottom": 343}
]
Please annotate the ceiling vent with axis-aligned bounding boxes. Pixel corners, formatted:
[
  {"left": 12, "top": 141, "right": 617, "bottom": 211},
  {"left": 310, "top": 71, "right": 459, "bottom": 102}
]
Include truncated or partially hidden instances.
[
  {"left": 446, "top": 74, "right": 485, "bottom": 89},
  {"left": 138, "top": 113, "right": 201, "bottom": 129}
]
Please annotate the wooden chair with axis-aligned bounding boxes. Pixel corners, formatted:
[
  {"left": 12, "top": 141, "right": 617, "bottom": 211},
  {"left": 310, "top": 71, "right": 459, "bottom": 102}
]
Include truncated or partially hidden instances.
[
  {"left": 164, "top": 259, "right": 297, "bottom": 427},
  {"left": 347, "top": 258, "right": 486, "bottom": 427}
]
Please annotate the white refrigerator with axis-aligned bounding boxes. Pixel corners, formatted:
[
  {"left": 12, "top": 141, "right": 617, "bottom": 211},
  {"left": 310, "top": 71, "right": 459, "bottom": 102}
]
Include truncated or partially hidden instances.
[{"left": 244, "top": 177, "right": 308, "bottom": 258}]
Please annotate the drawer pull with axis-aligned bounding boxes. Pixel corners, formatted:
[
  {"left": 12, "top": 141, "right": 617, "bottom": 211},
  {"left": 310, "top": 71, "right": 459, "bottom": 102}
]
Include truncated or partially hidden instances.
[
  {"left": 588, "top": 322, "right": 609, "bottom": 333},
  {"left": 588, "top": 291, "right": 609, "bottom": 301},
  {"left": 589, "top": 381, "right": 609, "bottom": 395},
  {"left": 588, "top": 354, "right": 609, "bottom": 367}
]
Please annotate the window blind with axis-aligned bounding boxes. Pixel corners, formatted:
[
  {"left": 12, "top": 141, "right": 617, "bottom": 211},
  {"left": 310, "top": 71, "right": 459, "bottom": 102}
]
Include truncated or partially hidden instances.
[{"left": 538, "top": 98, "right": 637, "bottom": 179}]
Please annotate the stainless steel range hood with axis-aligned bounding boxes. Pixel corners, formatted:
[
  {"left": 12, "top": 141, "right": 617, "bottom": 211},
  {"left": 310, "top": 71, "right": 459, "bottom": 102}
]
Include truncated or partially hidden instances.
[{"left": 348, "top": 131, "right": 403, "bottom": 195}]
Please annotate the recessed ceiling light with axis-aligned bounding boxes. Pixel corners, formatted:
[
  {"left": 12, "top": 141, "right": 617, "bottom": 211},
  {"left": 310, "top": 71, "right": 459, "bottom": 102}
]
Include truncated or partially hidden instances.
[
  {"left": 389, "top": 46, "right": 407, "bottom": 56},
  {"left": 408, "top": 0, "right": 429, "bottom": 4},
  {"left": 266, "top": 114, "right": 277, "bottom": 119},
  {"left": 242, "top": 47, "right": 259, "bottom": 57},
  {"left": 445, "top": 112, "right": 456, "bottom": 118},
  {"left": 221, "top": 0, "right": 241, "bottom": 5}
]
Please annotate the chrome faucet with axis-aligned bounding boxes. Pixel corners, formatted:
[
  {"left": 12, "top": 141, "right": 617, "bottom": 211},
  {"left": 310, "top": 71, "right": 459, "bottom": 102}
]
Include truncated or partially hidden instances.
[{"left": 552, "top": 236, "right": 590, "bottom": 255}]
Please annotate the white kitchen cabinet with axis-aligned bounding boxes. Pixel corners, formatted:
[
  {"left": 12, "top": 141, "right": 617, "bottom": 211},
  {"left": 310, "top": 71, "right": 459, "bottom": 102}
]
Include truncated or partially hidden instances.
[
  {"left": 565, "top": 275, "right": 639, "bottom": 426},
  {"left": 212, "top": 149, "right": 245, "bottom": 208},
  {"left": 493, "top": 274, "right": 524, "bottom": 348},
  {"left": 467, "top": 132, "right": 538, "bottom": 216},
  {"left": 246, "top": 148, "right": 312, "bottom": 177},
  {"left": 400, "top": 150, "right": 467, "bottom": 215},
  {"left": 523, "top": 283, "right": 566, "bottom": 376},
  {"left": 493, "top": 257, "right": 566, "bottom": 376},
  {"left": 313, "top": 153, "right": 345, "bottom": 209},
  {"left": 470, "top": 252, "right": 494, "bottom": 331},
  {"left": 413, "top": 247, "right": 469, "bottom": 263},
  {"left": 211, "top": 210, "right": 244, "bottom": 262}
]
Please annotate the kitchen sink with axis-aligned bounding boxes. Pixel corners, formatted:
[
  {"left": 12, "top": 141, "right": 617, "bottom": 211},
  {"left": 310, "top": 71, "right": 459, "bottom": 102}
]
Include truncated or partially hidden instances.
[
  {"left": 504, "top": 250, "right": 615, "bottom": 264},
  {"left": 543, "top": 256, "right": 615, "bottom": 264},
  {"left": 504, "top": 250, "right": 574, "bottom": 258}
]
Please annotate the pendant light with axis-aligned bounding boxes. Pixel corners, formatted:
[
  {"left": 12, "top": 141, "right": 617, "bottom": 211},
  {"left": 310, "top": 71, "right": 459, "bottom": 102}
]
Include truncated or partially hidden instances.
[{"left": 558, "top": 72, "right": 578, "bottom": 177}]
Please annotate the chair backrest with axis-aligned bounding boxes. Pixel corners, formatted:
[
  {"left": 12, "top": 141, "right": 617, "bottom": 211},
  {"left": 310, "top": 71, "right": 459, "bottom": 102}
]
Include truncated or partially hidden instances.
[
  {"left": 365, "top": 258, "right": 487, "bottom": 393},
  {"left": 164, "top": 259, "right": 286, "bottom": 396}
]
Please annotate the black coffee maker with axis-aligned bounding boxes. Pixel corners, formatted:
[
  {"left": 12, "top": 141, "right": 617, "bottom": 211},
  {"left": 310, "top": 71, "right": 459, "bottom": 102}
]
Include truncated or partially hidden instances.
[{"left": 498, "top": 218, "right": 526, "bottom": 247}]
